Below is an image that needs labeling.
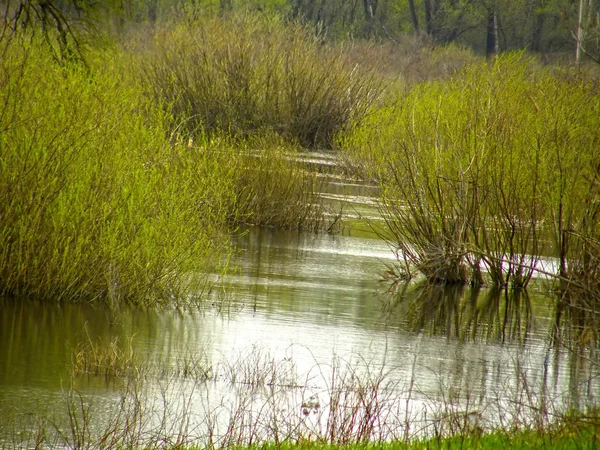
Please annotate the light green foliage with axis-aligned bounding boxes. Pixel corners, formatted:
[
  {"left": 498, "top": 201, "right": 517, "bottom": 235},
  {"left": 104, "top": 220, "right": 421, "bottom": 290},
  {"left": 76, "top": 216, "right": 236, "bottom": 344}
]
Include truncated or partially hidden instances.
[
  {"left": 341, "top": 54, "right": 600, "bottom": 288},
  {"left": 185, "top": 133, "right": 328, "bottom": 230},
  {"left": 0, "top": 29, "right": 332, "bottom": 305},
  {"left": 0, "top": 39, "right": 233, "bottom": 306}
]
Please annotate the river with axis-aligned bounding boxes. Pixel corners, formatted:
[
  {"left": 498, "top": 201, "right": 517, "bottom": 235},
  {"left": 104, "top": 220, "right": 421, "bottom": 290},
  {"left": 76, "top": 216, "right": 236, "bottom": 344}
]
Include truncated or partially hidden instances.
[{"left": 1, "top": 168, "right": 599, "bottom": 447}]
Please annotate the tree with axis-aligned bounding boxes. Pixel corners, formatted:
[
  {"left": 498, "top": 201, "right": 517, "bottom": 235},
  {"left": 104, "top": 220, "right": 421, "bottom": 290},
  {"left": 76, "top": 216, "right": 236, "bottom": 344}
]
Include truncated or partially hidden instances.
[
  {"left": 486, "top": 2, "right": 499, "bottom": 58},
  {"left": 363, "top": 0, "right": 378, "bottom": 36},
  {"left": 576, "top": 0, "right": 600, "bottom": 63},
  {"left": 408, "top": 0, "right": 420, "bottom": 34},
  {"left": 1, "top": 0, "right": 94, "bottom": 61}
]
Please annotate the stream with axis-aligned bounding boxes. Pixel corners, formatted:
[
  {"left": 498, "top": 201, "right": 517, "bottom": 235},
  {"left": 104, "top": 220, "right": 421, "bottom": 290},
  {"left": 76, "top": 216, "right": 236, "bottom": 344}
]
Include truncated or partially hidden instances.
[{"left": 1, "top": 163, "right": 599, "bottom": 447}]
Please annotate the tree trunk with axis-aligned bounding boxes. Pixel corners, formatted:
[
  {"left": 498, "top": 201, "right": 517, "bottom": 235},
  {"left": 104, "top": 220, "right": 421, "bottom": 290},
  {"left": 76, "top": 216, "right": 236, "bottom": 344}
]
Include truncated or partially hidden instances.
[
  {"left": 291, "top": 0, "right": 304, "bottom": 18},
  {"left": 219, "top": 0, "right": 232, "bottom": 14},
  {"left": 363, "top": 0, "right": 377, "bottom": 36},
  {"left": 530, "top": 3, "right": 545, "bottom": 52},
  {"left": 576, "top": 0, "right": 586, "bottom": 64},
  {"left": 424, "top": 0, "right": 433, "bottom": 36},
  {"left": 147, "top": 0, "right": 158, "bottom": 24},
  {"left": 486, "top": 6, "right": 499, "bottom": 59},
  {"left": 408, "top": 0, "right": 420, "bottom": 34}
]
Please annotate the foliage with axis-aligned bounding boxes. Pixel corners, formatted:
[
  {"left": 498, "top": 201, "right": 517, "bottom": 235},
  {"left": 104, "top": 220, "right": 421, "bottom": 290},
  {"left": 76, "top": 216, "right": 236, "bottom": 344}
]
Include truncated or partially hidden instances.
[
  {"left": 341, "top": 54, "right": 600, "bottom": 293},
  {"left": 139, "top": 13, "right": 382, "bottom": 148},
  {"left": 0, "top": 38, "right": 234, "bottom": 306},
  {"left": 0, "top": 27, "right": 336, "bottom": 305}
]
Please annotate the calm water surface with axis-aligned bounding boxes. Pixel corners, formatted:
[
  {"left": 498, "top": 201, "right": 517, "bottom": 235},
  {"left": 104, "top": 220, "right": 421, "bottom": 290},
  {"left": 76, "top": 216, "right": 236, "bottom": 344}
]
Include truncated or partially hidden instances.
[{"left": 1, "top": 175, "right": 599, "bottom": 445}]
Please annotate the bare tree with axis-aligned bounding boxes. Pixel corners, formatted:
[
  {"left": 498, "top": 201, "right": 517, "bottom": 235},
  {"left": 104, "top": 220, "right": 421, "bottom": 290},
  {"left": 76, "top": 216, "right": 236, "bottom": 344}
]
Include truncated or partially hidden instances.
[
  {"left": 1, "top": 0, "right": 91, "bottom": 62},
  {"left": 363, "top": 0, "right": 377, "bottom": 36},
  {"left": 575, "top": 0, "right": 599, "bottom": 63}
]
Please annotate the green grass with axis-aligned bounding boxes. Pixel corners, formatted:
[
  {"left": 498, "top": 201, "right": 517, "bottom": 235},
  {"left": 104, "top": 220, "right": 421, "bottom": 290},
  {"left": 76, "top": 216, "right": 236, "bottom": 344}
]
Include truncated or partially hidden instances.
[{"left": 231, "top": 423, "right": 600, "bottom": 449}]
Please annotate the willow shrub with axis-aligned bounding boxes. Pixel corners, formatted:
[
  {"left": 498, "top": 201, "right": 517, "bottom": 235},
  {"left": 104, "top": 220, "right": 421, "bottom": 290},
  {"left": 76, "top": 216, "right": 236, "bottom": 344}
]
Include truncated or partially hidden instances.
[
  {"left": 139, "top": 13, "right": 382, "bottom": 148},
  {"left": 0, "top": 39, "right": 235, "bottom": 306},
  {"left": 186, "top": 133, "right": 328, "bottom": 231},
  {"left": 340, "top": 54, "right": 600, "bottom": 290}
]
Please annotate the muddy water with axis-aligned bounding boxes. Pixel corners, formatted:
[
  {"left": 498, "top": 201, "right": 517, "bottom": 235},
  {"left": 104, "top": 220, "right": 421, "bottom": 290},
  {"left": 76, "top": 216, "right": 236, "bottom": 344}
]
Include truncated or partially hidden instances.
[{"left": 1, "top": 174, "right": 599, "bottom": 446}]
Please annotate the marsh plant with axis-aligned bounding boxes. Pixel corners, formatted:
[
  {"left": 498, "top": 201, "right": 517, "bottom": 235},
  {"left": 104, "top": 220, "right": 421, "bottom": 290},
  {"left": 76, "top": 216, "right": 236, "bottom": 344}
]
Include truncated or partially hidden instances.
[
  {"left": 341, "top": 54, "right": 600, "bottom": 322},
  {"left": 4, "top": 346, "right": 600, "bottom": 449},
  {"left": 0, "top": 25, "right": 334, "bottom": 306},
  {"left": 0, "top": 37, "right": 235, "bottom": 306},
  {"left": 139, "top": 13, "right": 382, "bottom": 149}
]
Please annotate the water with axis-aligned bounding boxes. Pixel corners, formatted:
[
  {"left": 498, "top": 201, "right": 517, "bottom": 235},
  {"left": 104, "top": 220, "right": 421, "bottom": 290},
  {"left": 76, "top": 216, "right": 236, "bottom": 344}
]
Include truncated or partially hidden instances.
[{"left": 1, "top": 174, "right": 599, "bottom": 447}]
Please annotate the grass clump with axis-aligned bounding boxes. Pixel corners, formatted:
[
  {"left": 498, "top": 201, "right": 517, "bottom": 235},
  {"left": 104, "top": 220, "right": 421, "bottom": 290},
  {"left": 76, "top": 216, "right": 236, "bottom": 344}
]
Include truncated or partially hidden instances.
[
  {"left": 139, "top": 13, "right": 382, "bottom": 149},
  {"left": 341, "top": 54, "right": 600, "bottom": 295}
]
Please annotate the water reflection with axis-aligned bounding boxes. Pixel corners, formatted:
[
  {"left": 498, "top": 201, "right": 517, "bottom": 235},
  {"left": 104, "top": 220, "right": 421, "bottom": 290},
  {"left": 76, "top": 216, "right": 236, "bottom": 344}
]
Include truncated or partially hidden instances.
[
  {"left": 0, "top": 228, "right": 599, "bottom": 446},
  {"left": 386, "top": 283, "right": 535, "bottom": 343}
]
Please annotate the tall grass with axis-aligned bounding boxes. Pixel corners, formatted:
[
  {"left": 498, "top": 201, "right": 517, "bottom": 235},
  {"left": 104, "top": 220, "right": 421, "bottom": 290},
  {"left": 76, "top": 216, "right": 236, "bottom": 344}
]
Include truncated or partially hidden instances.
[
  {"left": 138, "top": 13, "right": 382, "bottom": 149},
  {"left": 341, "top": 54, "right": 600, "bottom": 299}
]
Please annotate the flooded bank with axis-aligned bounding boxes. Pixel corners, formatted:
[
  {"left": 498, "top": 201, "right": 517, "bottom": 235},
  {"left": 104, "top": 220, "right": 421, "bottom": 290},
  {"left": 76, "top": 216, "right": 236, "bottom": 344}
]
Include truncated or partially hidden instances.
[{"left": 1, "top": 223, "right": 599, "bottom": 447}]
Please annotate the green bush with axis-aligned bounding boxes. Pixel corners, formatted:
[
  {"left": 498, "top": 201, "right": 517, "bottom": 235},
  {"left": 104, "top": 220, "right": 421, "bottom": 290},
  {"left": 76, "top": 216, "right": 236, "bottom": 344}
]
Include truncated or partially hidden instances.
[
  {"left": 0, "top": 38, "right": 233, "bottom": 306},
  {"left": 341, "top": 54, "right": 600, "bottom": 290},
  {"left": 139, "top": 13, "right": 382, "bottom": 148}
]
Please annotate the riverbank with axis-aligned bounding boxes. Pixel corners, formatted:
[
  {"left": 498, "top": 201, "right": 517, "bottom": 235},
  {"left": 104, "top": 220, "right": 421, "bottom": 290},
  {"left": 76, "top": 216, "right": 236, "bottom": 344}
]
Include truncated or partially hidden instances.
[{"left": 246, "top": 424, "right": 600, "bottom": 449}]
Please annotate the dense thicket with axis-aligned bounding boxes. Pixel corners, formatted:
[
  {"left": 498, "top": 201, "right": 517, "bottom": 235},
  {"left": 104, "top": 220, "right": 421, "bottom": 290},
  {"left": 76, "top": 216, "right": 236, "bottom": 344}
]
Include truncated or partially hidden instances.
[
  {"left": 0, "top": 15, "right": 342, "bottom": 305},
  {"left": 340, "top": 54, "right": 600, "bottom": 305}
]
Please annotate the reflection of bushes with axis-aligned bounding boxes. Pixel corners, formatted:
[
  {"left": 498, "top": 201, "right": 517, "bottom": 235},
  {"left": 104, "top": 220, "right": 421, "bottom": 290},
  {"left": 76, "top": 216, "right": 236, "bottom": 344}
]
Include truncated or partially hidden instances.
[{"left": 386, "top": 282, "right": 532, "bottom": 342}]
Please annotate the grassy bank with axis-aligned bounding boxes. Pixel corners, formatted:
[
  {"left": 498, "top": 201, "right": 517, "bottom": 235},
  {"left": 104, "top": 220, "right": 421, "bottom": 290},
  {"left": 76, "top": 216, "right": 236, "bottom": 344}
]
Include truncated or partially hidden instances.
[{"left": 249, "top": 424, "right": 600, "bottom": 449}]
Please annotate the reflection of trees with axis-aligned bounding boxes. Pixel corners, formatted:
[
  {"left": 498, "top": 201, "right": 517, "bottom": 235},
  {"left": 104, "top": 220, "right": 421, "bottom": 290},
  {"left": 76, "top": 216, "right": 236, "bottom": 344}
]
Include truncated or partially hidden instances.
[{"left": 388, "top": 283, "right": 532, "bottom": 343}]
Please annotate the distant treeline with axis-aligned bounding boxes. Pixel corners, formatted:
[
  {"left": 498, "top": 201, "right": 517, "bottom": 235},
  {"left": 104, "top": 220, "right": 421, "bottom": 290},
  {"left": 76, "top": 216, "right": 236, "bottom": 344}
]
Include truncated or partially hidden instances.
[{"left": 2, "top": 0, "right": 600, "bottom": 61}]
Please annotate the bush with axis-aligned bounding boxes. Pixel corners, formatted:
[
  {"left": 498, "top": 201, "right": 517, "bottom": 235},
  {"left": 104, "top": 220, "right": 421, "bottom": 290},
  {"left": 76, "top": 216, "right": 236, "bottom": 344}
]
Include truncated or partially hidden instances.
[
  {"left": 139, "top": 13, "right": 382, "bottom": 148},
  {"left": 341, "top": 54, "right": 600, "bottom": 290},
  {"left": 0, "top": 38, "right": 233, "bottom": 306}
]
